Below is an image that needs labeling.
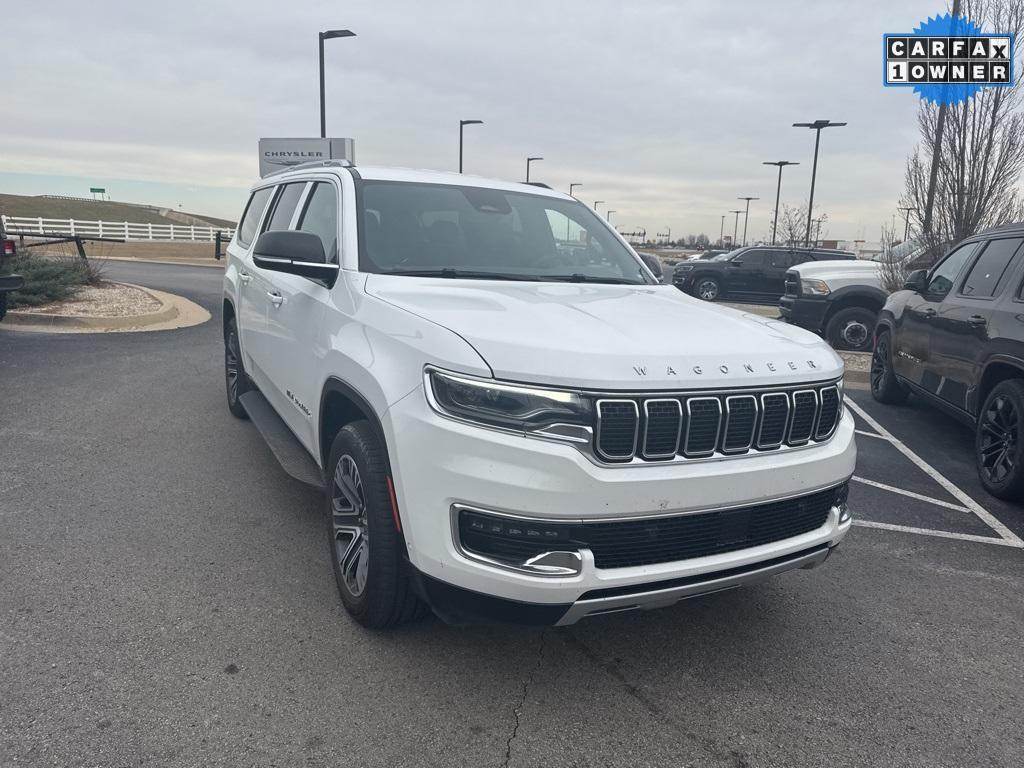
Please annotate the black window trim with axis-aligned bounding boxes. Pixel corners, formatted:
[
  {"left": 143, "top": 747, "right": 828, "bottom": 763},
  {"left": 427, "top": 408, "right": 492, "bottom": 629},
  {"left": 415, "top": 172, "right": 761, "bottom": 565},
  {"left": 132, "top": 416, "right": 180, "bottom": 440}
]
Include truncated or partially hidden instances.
[
  {"left": 924, "top": 239, "right": 982, "bottom": 300},
  {"left": 235, "top": 184, "right": 276, "bottom": 250},
  {"left": 295, "top": 179, "right": 342, "bottom": 265},
  {"left": 261, "top": 181, "right": 310, "bottom": 237}
]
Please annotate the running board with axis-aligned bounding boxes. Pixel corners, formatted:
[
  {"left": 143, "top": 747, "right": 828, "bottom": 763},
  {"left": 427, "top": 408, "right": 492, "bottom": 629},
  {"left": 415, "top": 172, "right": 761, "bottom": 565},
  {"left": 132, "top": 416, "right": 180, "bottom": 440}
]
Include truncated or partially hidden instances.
[{"left": 239, "top": 391, "right": 325, "bottom": 491}]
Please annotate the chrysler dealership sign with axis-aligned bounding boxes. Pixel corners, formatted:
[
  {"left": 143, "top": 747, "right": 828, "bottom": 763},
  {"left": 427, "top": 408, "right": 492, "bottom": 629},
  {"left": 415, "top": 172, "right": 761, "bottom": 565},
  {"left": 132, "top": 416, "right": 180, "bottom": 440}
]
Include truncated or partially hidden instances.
[{"left": 258, "top": 137, "right": 355, "bottom": 177}]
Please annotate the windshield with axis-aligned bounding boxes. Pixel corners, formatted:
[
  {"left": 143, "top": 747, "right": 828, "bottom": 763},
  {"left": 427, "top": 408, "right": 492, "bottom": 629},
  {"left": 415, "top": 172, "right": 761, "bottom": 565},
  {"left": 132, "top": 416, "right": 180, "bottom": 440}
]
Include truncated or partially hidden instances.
[
  {"left": 873, "top": 237, "right": 923, "bottom": 264},
  {"left": 712, "top": 248, "right": 747, "bottom": 262},
  {"left": 356, "top": 180, "right": 651, "bottom": 284}
]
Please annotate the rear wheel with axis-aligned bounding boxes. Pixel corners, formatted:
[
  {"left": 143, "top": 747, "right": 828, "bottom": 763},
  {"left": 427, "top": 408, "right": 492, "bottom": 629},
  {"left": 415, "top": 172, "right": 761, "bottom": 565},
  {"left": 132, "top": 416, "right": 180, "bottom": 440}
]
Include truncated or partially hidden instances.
[
  {"left": 826, "top": 306, "right": 876, "bottom": 352},
  {"left": 870, "top": 330, "right": 909, "bottom": 404},
  {"left": 326, "top": 422, "right": 427, "bottom": 628},
  {"left": 694, "top": 276, "right": 721, "bottom": 301},
  {"left": 224, "top": 318, "right": 251, "bottom": 419},
  {"left": 976, "top": 380, "right": 1024, "bottom": 500}
]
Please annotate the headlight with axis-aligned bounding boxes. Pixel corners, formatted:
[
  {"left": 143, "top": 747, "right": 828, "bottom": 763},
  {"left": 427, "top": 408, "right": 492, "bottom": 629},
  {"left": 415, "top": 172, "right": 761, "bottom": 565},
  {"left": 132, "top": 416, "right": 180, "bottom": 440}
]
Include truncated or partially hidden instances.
[
  {"left": 426, "top": 369, "right": 592, "bottom": 441},
  {"left": 801, "top": 278, "right": 831, "bottom": 295}
]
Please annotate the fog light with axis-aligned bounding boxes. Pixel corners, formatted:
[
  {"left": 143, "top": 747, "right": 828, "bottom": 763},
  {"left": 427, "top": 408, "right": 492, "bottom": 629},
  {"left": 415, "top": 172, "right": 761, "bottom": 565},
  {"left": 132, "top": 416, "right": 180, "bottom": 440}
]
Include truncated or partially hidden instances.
[
  {"left": 837, "top": 503, "right": 851, "bottom": 524},
  {"left": 456, "top": 508, "right": 583, "bottom": 576}
]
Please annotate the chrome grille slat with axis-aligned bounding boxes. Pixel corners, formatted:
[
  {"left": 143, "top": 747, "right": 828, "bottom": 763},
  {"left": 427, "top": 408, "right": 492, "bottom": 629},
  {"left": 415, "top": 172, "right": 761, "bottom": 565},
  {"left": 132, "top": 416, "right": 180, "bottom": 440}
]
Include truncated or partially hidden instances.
[{"left": 589, "top": 382, "right": 840, "bottom": 462}]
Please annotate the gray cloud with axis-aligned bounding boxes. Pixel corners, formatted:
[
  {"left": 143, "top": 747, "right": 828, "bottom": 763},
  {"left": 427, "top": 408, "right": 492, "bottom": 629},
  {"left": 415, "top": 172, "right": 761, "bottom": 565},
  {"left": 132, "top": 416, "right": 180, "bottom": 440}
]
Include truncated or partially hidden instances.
[{"left": 2, "top": 0, "right": 939, "bottom": 236}]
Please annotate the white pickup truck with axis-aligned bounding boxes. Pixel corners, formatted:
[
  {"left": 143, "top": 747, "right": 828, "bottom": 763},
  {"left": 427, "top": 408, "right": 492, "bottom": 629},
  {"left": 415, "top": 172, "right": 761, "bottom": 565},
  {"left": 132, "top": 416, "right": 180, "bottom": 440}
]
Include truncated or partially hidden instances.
[
  {"left": 780, "top": 239, "right": 928, "bottom": 352},
  {"left": 222, "top": 161, "right": 855, "bottom": 628}
]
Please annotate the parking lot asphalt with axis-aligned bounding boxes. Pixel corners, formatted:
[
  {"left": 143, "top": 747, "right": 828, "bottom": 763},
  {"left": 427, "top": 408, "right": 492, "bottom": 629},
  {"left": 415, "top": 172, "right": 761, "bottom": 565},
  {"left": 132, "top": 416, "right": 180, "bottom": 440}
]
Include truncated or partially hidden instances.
[{"left": 2, "top": 260, "right": 1023, "bottom": 768}]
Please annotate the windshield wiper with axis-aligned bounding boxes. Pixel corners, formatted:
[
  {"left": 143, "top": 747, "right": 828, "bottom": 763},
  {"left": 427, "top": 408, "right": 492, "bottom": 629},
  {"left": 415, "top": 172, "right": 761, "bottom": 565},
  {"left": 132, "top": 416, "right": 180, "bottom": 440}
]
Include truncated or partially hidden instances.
[
  {"left": 383, "top": 268, "right": 525, "bottom": 280},
  {"left": 545, "top": 273, "right": 640, "bottom": 285}
]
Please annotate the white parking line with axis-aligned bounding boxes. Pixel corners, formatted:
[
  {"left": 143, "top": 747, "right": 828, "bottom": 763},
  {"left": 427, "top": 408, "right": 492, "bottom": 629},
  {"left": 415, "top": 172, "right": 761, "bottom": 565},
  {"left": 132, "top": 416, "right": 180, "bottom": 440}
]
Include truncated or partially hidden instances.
[
  {"left": 851, "top": 475, "right": 972, "bottom": 513},
  {"left": 846, "top": 399, "right": 1024, "bottom": 549},
  {"left": 855, "top": 429, "right": 890, "bottom": 440},
  {"left": 853, "top": 520, "right": 1024, "bottom": 547}
]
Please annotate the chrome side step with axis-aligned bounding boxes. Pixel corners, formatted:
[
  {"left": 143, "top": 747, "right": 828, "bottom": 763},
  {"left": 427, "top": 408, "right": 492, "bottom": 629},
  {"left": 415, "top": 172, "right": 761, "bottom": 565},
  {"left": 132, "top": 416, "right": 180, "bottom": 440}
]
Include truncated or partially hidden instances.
[{"left": 239, "top": 391, "right": 325, "bottom": 490}]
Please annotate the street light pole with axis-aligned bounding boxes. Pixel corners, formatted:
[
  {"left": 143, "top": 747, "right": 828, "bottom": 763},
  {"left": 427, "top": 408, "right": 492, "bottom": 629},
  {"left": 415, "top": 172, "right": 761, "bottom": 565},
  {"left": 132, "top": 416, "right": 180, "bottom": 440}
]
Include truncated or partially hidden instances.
[
  {"left": 730, "top": 210, "right": 744, "bottom": 246},
  {"left": 526, "top": 157, "right": 543, "bottom": 183},
  {"left": 594, "top": 200, "right": 604, "bottom": 212},
  {"left": 720, "top": 215, "right": 725, "bottom": 247},
  {"left": 606, "top": 210, "right": 616, "bottom": 223},
  {"left": 793, "top": 119, "right": 846, "bottom": 246},
  {"left": 566, "top": 183, "right": 582, "bottom": 240},
  {"left": 458, "top": 120, "right": 483, "bottom": 173},
  {"left": 318, "top": 29, "right": 356, "bottom": 138},
  {"left": 898, "top": 206, "right": 917, "bottom": 242},
  {"left": 568, "top": 183, "right": 582, "bottom": 197},
  {"left": 737, "top": 196, "right": 759, "bottom": 247},
  {"left": 763, "top": 161, "right": 799, "bottom": 245}
]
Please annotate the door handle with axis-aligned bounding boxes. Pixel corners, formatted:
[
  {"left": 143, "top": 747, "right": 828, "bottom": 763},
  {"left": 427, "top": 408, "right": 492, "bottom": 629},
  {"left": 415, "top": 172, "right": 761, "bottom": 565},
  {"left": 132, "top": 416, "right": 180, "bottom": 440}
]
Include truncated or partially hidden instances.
[
  {"left": 267, "top": 291, "right": 285, "bottom": 307},
  {"left": 968, "top": 314, "right": 988, "bottom": 326},
  {"left": 921, "top": 307, "right": 937, "bottom": 317},
  {"left": 239, "top": 271, "right": 252, "bottom": 285}
]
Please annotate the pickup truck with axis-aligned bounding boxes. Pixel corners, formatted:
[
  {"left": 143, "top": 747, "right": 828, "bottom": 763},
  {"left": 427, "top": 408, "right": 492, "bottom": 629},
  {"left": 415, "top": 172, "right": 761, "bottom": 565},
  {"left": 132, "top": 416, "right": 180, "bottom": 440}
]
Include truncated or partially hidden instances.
[{"left": 222, "top": 161, "right": 855, "bottom": 628}]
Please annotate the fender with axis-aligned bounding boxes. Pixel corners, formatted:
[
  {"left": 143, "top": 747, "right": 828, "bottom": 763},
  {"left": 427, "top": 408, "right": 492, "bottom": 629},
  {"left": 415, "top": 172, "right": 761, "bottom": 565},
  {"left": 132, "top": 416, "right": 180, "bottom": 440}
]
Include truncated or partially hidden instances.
[
  {"left": 318, "top": 376, "right": 389, "bottom": 467},
  {"left": 972, "top": 354, "right": 1024, "bottom": 414},
  {"left": 825, "top": 284, "right": 888, "bottom": 308}
]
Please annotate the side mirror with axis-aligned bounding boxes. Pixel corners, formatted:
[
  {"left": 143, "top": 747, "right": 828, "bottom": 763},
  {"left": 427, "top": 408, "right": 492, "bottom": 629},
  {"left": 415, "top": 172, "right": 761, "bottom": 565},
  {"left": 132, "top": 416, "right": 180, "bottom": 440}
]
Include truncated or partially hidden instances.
[
  {"left": 903, "top": 268, "right": 928, "bottom": 293},
  {"left": 253, "top": 230, "right": 339, "bottom": 284},
  {"left": 729, "top": 259, "right": 743, "bottom": 267}
]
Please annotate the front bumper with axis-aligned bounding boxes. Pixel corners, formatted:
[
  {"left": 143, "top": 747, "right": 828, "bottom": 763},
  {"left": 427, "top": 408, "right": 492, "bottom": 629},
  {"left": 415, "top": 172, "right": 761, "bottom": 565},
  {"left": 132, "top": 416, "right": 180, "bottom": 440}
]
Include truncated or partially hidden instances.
[
  {"left": 385, "top": 386, "right": 856, "bottom": 625},
  {"left": 779, "top": 295, "right": 829, "bottom": 333}
]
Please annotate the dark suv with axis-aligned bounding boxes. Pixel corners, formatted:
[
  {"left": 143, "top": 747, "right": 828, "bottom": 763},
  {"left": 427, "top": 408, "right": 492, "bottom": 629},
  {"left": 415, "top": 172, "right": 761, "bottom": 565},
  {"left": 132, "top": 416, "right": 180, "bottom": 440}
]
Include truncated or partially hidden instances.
[
  {"left": 872, "top": 224, "right": 1024, "bottom": 499},
  {"left": 672, "top": 245, "right": 855, "bottom": 302}
]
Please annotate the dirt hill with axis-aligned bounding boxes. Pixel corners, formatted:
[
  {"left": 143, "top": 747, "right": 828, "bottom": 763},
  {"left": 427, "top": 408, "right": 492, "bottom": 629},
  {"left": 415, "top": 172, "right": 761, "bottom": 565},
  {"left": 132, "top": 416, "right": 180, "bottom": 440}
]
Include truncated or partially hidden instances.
[{"left": 0, "top": 194, "right": 235, "bottom": 228}]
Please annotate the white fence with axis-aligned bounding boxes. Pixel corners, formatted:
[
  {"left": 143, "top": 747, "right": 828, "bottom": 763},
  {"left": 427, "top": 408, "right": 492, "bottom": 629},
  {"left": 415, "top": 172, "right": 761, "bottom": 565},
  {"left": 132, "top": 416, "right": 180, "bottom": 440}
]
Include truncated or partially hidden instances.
[{"left": 1, "top": 215, "right": 235, "bottom": 243}]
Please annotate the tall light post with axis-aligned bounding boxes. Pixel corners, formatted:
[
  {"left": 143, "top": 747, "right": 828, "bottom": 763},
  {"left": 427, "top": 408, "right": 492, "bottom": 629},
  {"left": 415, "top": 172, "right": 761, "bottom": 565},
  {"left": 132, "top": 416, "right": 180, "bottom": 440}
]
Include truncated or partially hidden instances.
[
  {"left": 566, "top": 183, "right": 582, "bottom": 240},
  {"left": 568, "top": 183, "right": 582, "bottom": 197},
  {"left": 737, "top": 196, "right": 759, "bottom": 247},
  {"left": 319, "top": 29, "right": 356, "bottom": 138},
  {"left": 720, "top": 215, "right": 726, "bottom": 247},
  {"left": 730, "top": 210, "right": 744, "bottom": 247},
  {"left": 898, "top": 206, "right": 917, "bottom": 242},
  {"left": 458, "top": 120, "right": 483, "bottom": 173},
  {"left": 793, "top": 119, "right": 846, "bottom": 246},
  {"left": 594, "top": 200, "right": 604, "bottom": 212},
  {"left": 763, "top": 160, "right": 799, "bottom": 245},
  {"left": 526, "top": 156, "right": 543, "bottom": 183},
  {"left": 606, "top": 210, "right": 617, "bottom": 224}
]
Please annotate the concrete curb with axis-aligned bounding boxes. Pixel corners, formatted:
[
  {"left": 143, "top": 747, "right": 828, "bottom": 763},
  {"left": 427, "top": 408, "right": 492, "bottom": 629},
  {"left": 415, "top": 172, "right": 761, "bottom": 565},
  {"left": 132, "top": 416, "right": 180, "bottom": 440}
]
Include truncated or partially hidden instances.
[
  {"left": 4, "top": 282, "right": 210, "bottom": 334},
  {"left": 840, "top": 351, "right": 870, "bottom": 386}
]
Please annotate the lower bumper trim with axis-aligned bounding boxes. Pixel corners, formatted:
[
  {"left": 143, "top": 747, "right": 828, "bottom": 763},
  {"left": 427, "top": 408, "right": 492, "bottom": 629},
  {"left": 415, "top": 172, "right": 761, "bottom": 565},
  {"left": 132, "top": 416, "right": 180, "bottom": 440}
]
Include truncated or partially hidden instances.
[{"left": 555, "top": 544, "right": 831, "bottom": 626}]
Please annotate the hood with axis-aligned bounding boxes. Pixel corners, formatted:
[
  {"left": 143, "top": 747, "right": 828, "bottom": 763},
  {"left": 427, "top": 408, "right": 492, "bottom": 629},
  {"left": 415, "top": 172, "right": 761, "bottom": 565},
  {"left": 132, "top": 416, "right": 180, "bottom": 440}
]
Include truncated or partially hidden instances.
[
  {"left": 365, "top": 276, "right": 843, "bottom": 390},
  {"left": 792, "top": 259, "right": 881, "bottom": 281}
]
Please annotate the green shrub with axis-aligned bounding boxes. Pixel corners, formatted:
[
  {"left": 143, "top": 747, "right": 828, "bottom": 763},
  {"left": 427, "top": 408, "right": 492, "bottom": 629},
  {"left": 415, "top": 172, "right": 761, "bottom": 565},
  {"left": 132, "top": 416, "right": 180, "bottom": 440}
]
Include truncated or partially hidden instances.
[{"left": 0, "top": 253, "right": 103, "bottom": 308}]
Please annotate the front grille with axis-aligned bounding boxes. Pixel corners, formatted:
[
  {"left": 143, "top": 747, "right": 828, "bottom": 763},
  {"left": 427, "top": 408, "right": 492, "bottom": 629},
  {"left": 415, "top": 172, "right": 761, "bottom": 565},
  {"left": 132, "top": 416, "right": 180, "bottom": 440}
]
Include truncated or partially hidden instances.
[
  {"left": 594, "top": 381, "right": 840, "bottom": 462},
  {"left": 784, "top": 272, "right": 800, "bottom": 297},
  {"left": 580, "top": 486, "right": 839, "bottom": 569},
  {"left": 457, "top": 484, "right": 845, "bottom": 570}
]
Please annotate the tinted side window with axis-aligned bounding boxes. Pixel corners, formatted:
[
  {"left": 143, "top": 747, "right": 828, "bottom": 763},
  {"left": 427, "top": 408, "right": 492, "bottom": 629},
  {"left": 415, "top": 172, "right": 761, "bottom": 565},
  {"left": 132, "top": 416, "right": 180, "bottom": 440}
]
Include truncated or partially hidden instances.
[
  {"left": 770, "top": 251, "right": 793, "bottom": 268},
  {"left": 298, "top": 182, "right": 339, "bottom": 262},
  {"left": 960, "top": 237, "right": 1023, "bottom": 298},
  {"left": 265, "top": 183, "right": 306, "bottom": 233},
  {"left": 927, "top": 242, "right": 980, "bottom": 298},
  {"left": 236, "top": 187, "right": 274, "bottom": 248},
  {"left": 739, "top": 251, "right": 766, "bottom": 266}
]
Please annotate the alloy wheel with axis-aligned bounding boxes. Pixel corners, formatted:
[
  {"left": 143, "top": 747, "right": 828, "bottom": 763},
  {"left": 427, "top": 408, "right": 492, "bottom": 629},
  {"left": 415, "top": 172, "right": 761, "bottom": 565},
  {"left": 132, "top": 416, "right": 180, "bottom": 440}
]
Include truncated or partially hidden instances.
[
  {"left": 841, "top": 320, "right": 869, "bottom": 350},
  {"left": 979, "top": 395, "right": 1019, "bottom": 484},
  {"left": 870, "top": 338, "right": 888, "bottom": 393},
  {"left": 332, "top": 454, "right": 370, "bottom": 597},
  {"left": 697, "top": 280, "right": 718, "bottom": 300},
  {"left": 225, "top": 330, "right": 241, "bottom": 404}
]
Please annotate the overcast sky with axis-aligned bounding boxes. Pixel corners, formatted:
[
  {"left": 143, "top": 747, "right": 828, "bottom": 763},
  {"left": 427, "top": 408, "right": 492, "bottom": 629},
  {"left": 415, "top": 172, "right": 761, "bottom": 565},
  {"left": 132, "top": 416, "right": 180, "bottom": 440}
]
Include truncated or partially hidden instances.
[{"left": 1, "top": 0, "right": 942, "bottom": 241}]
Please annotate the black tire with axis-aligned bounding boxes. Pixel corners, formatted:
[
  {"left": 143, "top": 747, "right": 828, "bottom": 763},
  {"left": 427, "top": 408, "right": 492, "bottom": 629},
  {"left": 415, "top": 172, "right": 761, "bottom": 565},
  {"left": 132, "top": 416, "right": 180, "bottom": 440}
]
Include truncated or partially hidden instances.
[
  {"left": 326, "top": 421, "right": 427, "bottom": 628},
  {"left": 224, "top": 317, "right": 251, "bottom": 419},
  {"left": 693, "top": 276, "right": 721, "bottom": 301},
  {"left": 870, "top": 330, "right": 909, "bottom": 404},
  {"left": 976, "top": 380, "right": 1024, "bottom": 500},
  {"left": 826, "top": 306, "right": 877, "bottom": 352}
]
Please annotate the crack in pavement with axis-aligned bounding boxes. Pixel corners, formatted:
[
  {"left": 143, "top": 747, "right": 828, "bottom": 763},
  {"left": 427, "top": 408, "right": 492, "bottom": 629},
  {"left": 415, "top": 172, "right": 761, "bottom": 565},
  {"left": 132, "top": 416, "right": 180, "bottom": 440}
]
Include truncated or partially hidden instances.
[{"left": 501, "top": 629, "right": 548, "bottom": 768}]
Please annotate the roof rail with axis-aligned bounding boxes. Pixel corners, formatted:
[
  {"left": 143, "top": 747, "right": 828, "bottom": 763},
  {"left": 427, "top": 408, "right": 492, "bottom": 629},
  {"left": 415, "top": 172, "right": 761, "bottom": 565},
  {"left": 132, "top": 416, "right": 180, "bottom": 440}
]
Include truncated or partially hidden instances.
[{"left": 263, "top": 159, "right": 353, "bottom": 178}]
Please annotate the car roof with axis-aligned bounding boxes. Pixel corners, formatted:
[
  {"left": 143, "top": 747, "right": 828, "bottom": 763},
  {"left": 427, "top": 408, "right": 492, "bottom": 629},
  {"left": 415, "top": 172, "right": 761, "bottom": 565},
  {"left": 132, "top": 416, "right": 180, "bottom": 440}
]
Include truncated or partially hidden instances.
[
  {"left": 253, "top": 163, "right": 572, "bottom": 201},
  {"left": 973, "top": 221, "right": 1024, "bottom": 239}
]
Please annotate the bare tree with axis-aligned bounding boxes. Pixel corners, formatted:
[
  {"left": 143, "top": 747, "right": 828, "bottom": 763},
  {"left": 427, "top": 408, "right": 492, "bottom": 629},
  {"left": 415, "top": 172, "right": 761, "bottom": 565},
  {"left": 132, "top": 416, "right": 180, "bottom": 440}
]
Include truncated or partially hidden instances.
[
  {"left": 904, "top": 0, "right": 1024, "bottom": 264},
  {"left": 876, "top": 219, "right": 909, "bottom": 294},
  {"left": 775, "top": 202, "right": 829, "bottom": 247}
]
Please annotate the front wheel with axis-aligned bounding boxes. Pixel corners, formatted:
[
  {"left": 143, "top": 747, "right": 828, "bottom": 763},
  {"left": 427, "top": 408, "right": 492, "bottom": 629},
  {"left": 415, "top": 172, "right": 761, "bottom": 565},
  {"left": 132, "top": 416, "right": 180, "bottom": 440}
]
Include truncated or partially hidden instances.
[
  {"left": 224, "top": 318, "right": 251, "bottom": 419},
  {"left": 826, "top": 306, "right": 876, "bottom": 352},
  {"left": 326, "top": 422, "right": 427, "bottom": 628},
  {"left": 870, "top": 330, "right": 909, "bottom": 404},
  {"left": 693, "top": 276, "right": 721, "bottom": 301},
  {"left": 976, "top": 380, "right": 1024, "bottom": 500}
]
